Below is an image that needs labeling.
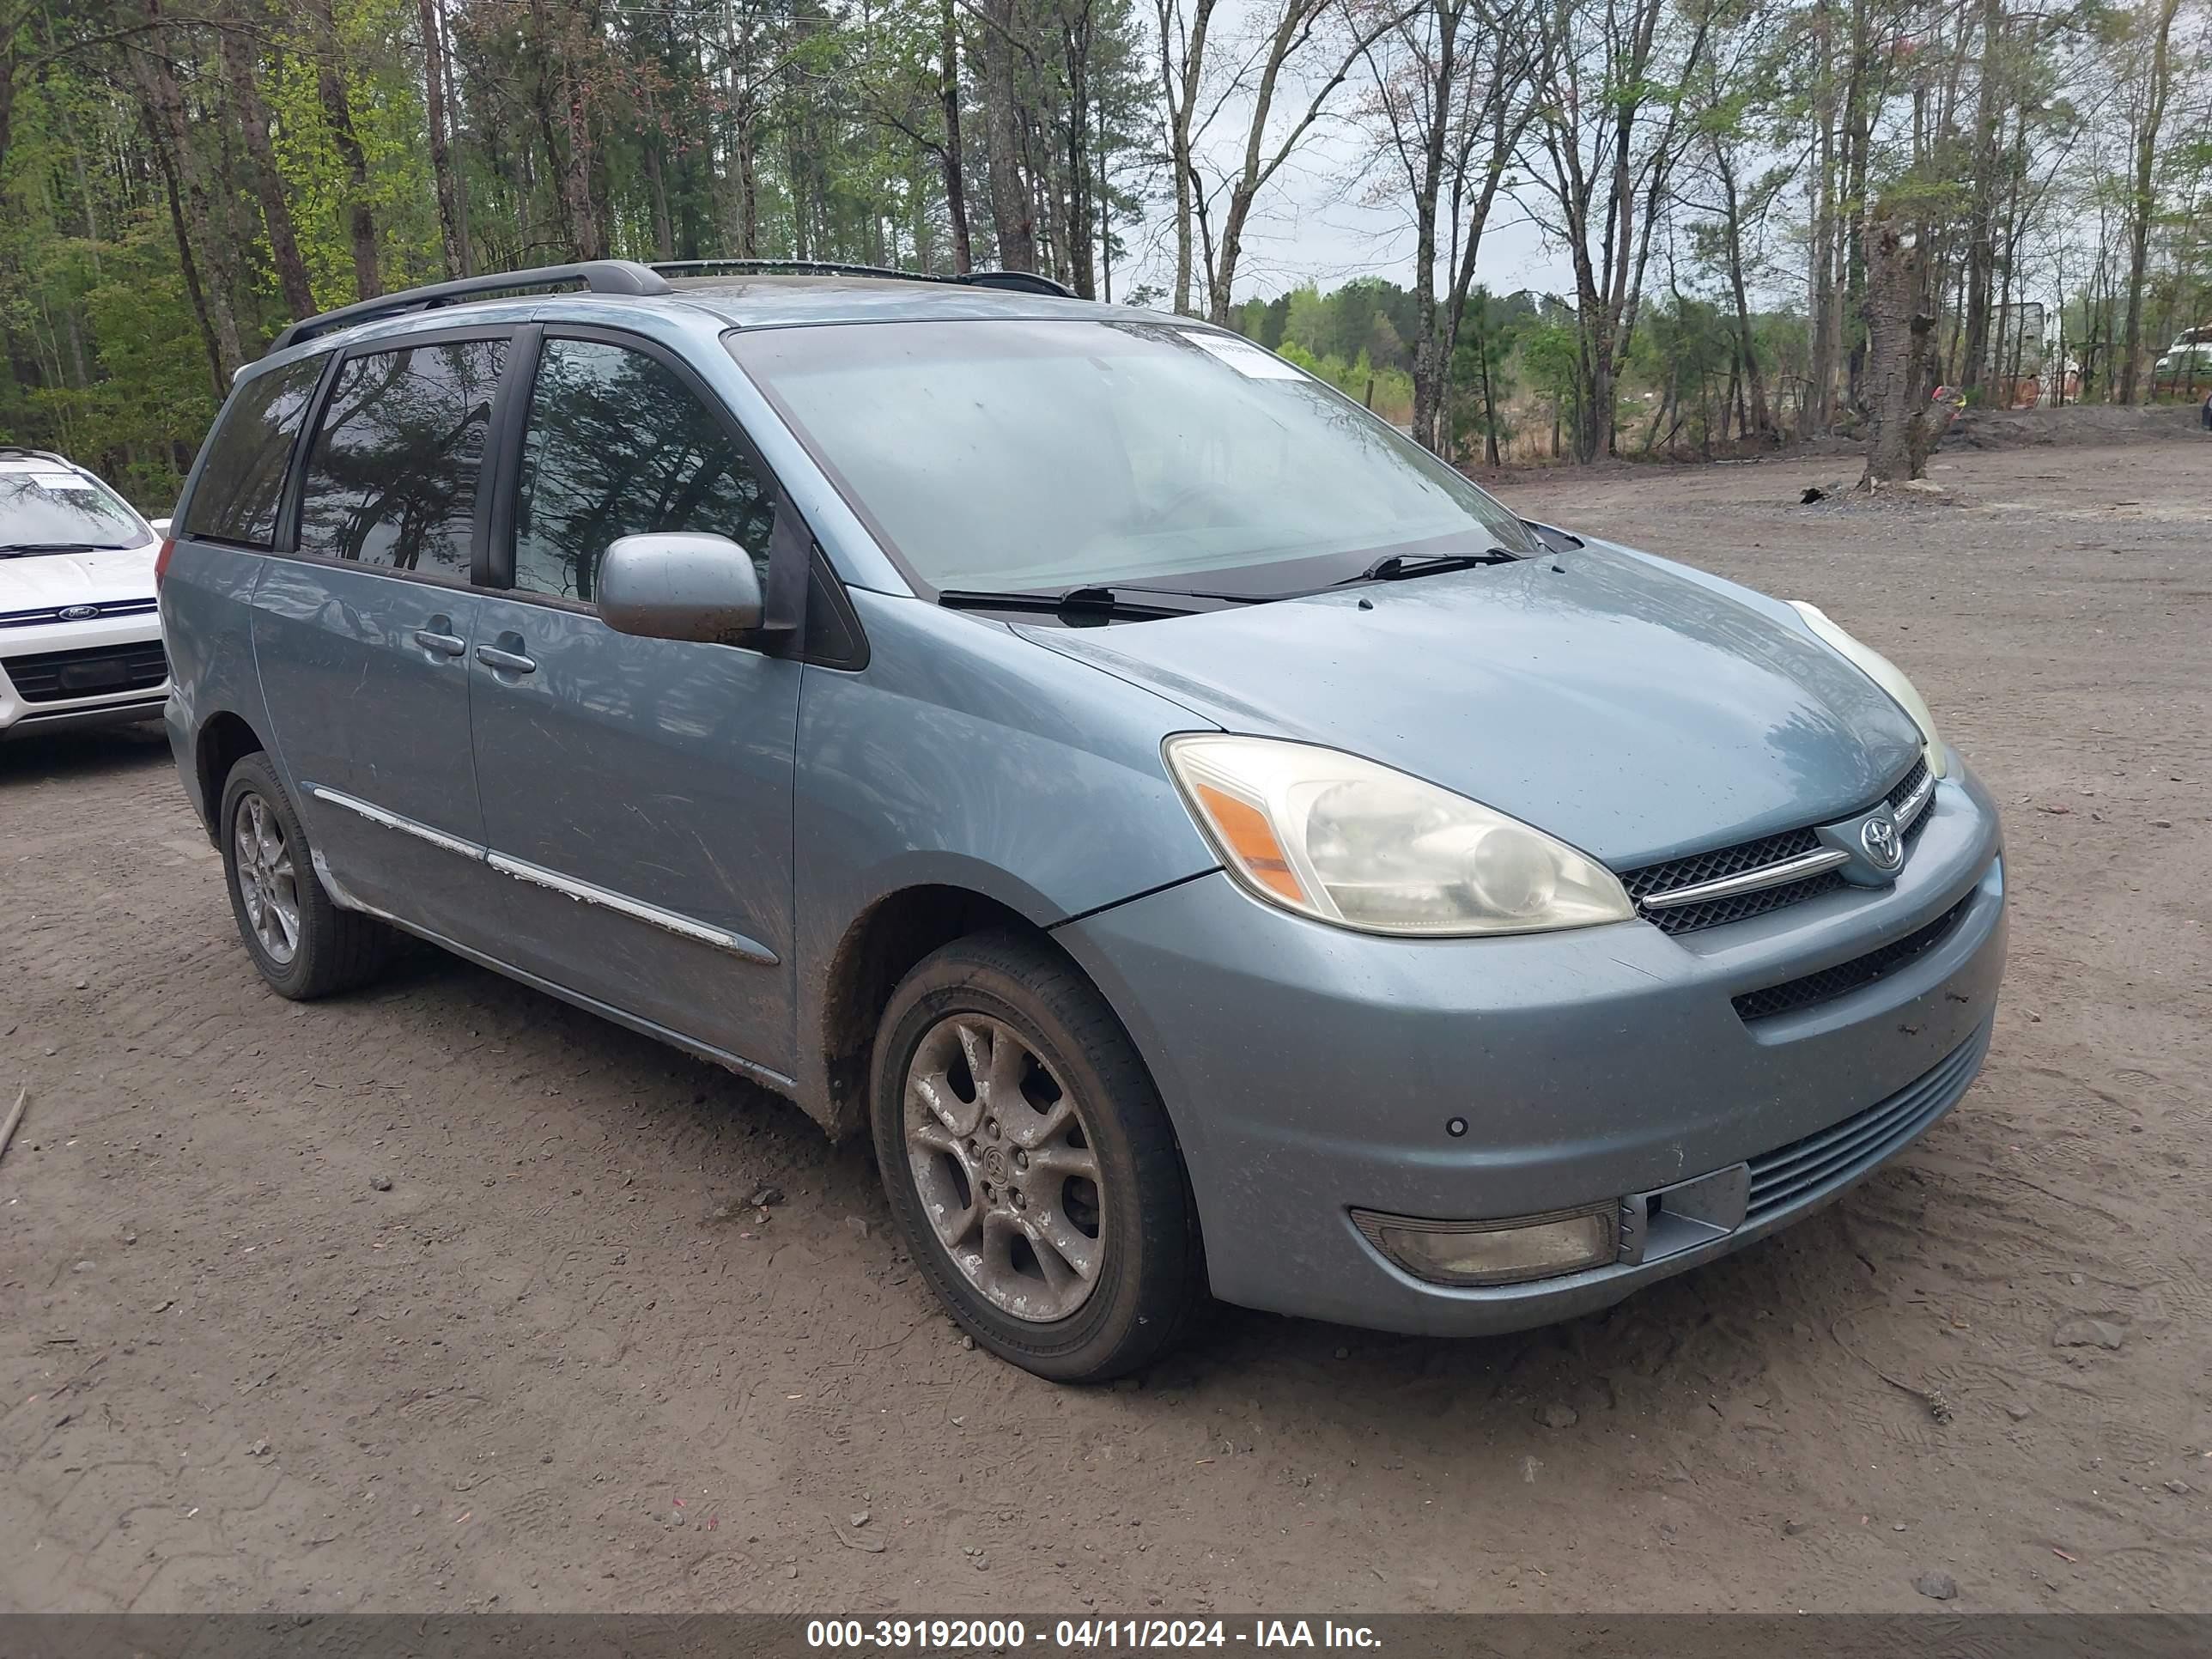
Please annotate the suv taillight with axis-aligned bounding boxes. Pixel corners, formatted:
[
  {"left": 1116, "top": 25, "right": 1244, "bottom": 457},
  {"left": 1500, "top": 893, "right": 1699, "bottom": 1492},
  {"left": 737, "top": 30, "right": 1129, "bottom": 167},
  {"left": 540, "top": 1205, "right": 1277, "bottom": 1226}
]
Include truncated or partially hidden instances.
[{"left": 154, "top": 537, "right": 176, "bottom": 587}]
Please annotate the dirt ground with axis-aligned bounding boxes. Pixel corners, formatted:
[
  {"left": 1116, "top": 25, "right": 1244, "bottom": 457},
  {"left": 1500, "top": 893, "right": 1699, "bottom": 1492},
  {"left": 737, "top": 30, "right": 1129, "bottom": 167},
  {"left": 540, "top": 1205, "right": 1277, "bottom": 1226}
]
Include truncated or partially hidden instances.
[{"left": 3, "top": 422, "right": 2208, "bottom": 1617}]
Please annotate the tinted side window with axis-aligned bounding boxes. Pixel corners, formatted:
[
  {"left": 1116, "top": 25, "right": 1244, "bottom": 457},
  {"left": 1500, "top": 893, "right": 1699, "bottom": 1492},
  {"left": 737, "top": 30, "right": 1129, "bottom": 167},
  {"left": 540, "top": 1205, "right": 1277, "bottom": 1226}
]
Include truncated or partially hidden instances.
[
  {"left": 513, "top": 339, "right": 775, "bottom": 602},
  {"left": 181, "top": 355, "right": 325, "bottom": 547},
  {"left": 297, "top": 338, "right": 507, "bottom": 577}
]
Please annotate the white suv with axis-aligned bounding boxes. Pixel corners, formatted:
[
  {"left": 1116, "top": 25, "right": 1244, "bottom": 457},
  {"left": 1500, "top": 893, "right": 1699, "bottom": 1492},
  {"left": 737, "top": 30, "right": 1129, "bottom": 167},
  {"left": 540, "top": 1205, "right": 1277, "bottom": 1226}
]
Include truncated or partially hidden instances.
[{"left": 0, "top": 447, "right": 169, "bottom": 738}]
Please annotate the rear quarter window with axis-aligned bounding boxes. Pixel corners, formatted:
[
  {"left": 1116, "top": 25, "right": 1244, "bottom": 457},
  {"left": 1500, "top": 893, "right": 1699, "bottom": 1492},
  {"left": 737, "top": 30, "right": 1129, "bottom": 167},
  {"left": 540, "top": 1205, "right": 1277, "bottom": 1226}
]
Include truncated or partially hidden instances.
[{"left": 181, "top": 354, "right": 326, "bottom": 548}]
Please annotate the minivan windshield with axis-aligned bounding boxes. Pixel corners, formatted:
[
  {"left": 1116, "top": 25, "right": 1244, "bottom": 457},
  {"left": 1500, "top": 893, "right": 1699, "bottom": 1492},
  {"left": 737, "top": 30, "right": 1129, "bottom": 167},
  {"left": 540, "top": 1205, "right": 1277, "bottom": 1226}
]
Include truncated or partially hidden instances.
[
  {"left": 728, "top": 319, "right": 1536, "bottom": 596},
  {"left": 0, "top": 459, "right": 149, "bottom": 553}
]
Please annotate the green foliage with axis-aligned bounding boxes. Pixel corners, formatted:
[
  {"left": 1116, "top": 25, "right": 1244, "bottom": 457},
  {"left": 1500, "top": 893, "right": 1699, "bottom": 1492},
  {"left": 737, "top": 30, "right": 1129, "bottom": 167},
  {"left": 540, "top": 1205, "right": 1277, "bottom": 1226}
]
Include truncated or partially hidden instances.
[
  {"left": 1273, "top": 340, "right": 1414, "bottom": 425},
  {"left": 0, "top": 0, "right": 1155, "bottom": 501}
]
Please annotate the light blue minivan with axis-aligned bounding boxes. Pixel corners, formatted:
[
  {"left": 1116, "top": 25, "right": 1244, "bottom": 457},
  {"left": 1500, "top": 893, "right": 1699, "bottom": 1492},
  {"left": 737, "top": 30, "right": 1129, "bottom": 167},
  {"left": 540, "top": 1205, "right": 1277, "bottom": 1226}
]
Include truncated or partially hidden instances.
[{"left": 158, "top": 261, "right": 2006, "bottom": 1381}]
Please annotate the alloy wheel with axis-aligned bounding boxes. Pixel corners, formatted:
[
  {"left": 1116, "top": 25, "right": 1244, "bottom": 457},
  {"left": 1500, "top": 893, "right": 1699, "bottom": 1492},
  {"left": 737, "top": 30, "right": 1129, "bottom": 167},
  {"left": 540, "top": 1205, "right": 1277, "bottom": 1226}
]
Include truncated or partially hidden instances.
[
  {"left": 902, "top": 1014, "right": 1105, "bottom": 1322},
  {"left": 232, "top": 790, "right": 301, "bottom": 965}
]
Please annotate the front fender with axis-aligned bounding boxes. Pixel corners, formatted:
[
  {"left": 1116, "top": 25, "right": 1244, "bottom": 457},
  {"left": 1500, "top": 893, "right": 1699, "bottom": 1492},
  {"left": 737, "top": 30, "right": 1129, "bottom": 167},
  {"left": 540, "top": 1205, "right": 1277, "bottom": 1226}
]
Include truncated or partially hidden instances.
[{"left": 790, "top": 589, "right": 1220, "bottom": 1117}]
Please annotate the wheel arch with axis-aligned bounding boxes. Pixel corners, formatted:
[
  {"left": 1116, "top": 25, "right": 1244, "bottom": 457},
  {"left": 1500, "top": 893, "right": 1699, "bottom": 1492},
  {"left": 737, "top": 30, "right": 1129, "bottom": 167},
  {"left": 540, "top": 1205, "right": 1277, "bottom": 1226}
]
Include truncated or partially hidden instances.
[
  {"left": 813, "top": 883, "right": 1054, "bottom": 1140},
  {"left": 194, "top": 709, "right": 268, "bottom": 842}
]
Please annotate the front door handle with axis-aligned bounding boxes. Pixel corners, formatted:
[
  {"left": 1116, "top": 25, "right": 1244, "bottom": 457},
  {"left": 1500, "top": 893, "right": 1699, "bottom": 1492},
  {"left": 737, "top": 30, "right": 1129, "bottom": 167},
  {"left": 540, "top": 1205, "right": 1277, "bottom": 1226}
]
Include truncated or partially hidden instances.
[
  {"left": 476, "top": 643, "right": 537, "bottom": 675},
  {"left": 413, "top": 618, "right": 466, "bottom": 657}
]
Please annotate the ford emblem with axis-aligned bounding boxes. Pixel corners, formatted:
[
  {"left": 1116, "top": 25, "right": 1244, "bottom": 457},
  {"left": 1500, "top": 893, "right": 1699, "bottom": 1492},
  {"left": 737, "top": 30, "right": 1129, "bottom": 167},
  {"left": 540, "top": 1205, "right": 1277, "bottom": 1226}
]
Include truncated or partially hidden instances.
[{"left": 59, "top": 604, "right": 100, "bottom": 622}]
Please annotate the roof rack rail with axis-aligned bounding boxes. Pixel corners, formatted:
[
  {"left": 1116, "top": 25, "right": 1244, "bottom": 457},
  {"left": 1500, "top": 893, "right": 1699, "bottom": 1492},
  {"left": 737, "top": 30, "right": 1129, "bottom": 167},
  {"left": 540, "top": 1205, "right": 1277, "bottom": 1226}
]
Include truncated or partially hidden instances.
[
  {"left": 649, "top": 258, "right": 1075, "bottom": 300},
  {"left": 266, "top": 260, "right": 673, "bottom": 356},
  {"left": 0, "top": 445, "right": 71, "bottom": 465}
]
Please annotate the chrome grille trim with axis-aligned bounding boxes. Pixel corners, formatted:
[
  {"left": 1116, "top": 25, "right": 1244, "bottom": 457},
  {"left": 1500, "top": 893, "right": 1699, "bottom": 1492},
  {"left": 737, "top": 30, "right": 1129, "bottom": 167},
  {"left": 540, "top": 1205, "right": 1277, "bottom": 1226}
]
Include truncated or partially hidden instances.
[
  {"left": 1621, "top": 757, "right": 1934, "bottom": 936},
  {"left": 1892, "top": 762, "right": 1935, "bottom": 831},
  {"left": 1638, "top": 846, "right": 1852, "bottom": 911},
  {"left": 0, "top": 598, "right": 160, "bottom": 629}
]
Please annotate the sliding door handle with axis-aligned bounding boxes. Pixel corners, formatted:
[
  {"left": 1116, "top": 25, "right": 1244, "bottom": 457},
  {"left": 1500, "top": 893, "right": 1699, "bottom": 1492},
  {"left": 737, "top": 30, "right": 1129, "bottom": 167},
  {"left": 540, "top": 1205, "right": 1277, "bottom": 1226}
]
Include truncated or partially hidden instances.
[
  {"left": 476, "top": 644, "right": 537, "bottom": 675},
  {"left": 412, "top": 624, "right": 466, "bottom": 657}
]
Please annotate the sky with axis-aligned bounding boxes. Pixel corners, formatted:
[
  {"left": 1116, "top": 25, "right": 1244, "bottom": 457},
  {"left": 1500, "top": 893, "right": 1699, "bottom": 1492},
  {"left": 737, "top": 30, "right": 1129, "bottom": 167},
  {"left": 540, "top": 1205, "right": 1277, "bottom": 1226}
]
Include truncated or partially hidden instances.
[{"left": 1111, "top": 9, "right": 1589, "bottom": 309}]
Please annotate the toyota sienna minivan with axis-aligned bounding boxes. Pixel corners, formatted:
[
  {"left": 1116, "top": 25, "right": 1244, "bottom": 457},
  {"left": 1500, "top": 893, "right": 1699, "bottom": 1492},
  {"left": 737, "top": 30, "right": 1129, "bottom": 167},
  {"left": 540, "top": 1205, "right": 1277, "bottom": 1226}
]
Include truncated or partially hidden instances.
[{"left": 158, "top": 260, "right": 2006, "bottom": 1381}]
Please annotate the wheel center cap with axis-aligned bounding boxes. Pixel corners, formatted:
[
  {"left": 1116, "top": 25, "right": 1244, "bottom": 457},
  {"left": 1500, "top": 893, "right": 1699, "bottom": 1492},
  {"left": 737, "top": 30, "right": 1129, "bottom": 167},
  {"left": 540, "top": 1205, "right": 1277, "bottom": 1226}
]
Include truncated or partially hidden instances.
[{"left": 982, "top": 1146, "right": 1008, "bottom": 1183}]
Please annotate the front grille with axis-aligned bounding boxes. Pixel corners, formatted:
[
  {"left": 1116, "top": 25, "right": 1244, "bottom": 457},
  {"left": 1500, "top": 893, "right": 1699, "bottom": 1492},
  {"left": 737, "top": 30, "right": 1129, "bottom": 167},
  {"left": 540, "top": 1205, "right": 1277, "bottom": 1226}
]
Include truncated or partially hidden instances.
[
  {"left": 3, "top": 639, "right": 170, "bottom": 702},
  {"left": 1640, "top": 869, "right": 1848, "bottom": 934},
  {"left": 1623, "top": 825, "right": 1845, "bottom": 936},
  {"left": 0, "top": 598, "right": 159, "bottom": 629},
  {"left": 1890, "top": 757, "right": 1937, "bottom": 848},
  {"left": 1620, "top": 825, "right": 1821, "bottom": 903},
  {"left": 1621, "top": 757, "right": 1933, "bottom": 937},
  {"left": 1886, "top": 757, "right": 1929, "bottom": 816},
  {"left": 1731, "top": 894, "right": 1974, "bottom": 1022},
  {"left": 1745, "top": 1024, "right": 1987, "bottom": 1221}
]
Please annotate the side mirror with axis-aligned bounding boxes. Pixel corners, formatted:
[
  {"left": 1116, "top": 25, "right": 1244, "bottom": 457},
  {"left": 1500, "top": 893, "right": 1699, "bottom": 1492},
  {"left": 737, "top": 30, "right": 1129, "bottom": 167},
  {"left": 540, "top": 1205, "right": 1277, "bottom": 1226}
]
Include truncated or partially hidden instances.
[
  {"left": 147, "top": 517, "right": 173, "bottom": 538},
  {"left": 597, "top": 532, "right": 764, "bottom": 643}
]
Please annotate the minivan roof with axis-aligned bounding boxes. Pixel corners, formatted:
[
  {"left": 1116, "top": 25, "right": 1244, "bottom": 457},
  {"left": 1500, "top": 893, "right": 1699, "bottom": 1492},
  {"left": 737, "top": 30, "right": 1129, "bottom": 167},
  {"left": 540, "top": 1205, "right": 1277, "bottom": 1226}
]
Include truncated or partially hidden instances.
[{"left": 261, "top": 258, "right": 1160, "bottom": 362}]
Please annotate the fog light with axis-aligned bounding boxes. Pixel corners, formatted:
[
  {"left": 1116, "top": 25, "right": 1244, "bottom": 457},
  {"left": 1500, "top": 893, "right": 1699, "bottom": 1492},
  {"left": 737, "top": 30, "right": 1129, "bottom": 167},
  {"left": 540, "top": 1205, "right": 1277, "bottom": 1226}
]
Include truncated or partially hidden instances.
[{"left": 1352, "top": 1204, "right": 1619, "bottom": 1287}]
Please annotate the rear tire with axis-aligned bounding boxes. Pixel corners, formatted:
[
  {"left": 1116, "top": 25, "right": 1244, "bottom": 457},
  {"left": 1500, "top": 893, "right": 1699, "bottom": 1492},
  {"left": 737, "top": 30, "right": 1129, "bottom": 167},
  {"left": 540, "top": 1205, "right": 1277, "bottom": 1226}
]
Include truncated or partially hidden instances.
[
  {"left": 218, "top": 753, "right": 392, "bottom": 999},
  {"left": 870, "top": 932, "right": 1201, "bottom": 1382}
]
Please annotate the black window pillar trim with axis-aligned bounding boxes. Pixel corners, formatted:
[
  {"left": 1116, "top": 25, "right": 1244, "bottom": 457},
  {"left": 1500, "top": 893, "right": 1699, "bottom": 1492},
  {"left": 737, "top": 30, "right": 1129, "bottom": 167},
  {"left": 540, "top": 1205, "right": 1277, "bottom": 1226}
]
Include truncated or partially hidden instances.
[
  {"left": 762, "top": 500, "right": 808, "bottom": 637},
  {"left": 483, "top": 324, "right": 544, "bottom": 587},
  {"left": 483, "top": 321, "right": 837, "bottom": 660}
]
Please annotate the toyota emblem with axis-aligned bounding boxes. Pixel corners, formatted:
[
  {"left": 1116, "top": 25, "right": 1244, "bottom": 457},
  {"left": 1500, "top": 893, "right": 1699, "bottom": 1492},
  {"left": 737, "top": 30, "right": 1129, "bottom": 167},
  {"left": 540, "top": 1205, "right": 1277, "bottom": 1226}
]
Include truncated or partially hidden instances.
[{"left": 1861, "top": 814, "right": 1902, "bottom": 871}]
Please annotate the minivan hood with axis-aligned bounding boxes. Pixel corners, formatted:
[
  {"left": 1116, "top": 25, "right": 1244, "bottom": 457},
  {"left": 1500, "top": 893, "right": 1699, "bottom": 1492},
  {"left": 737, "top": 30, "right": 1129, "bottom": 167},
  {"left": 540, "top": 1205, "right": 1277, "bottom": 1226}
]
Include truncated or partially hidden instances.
[
  {"left": 0, "top": 543, "right": 158, "bottom": 609},
  {"left": 1019, "top": 544, "right": 1923, "bottom": 868}
]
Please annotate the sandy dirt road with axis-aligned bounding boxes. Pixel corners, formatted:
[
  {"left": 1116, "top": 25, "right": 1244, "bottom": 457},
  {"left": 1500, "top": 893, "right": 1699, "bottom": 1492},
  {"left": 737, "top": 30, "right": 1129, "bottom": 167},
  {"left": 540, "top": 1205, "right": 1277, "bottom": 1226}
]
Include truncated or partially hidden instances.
[{"left": 2, "top": 425, "right": 2208, "bottom": 1615}]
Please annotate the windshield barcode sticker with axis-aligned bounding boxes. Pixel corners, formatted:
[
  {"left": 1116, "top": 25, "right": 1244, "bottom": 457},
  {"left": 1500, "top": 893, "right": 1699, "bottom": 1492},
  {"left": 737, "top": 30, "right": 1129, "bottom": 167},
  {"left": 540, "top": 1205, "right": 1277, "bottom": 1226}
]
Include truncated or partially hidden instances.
[{"left": 1182, "top": 331, "right": 1308, "bottom": 380}]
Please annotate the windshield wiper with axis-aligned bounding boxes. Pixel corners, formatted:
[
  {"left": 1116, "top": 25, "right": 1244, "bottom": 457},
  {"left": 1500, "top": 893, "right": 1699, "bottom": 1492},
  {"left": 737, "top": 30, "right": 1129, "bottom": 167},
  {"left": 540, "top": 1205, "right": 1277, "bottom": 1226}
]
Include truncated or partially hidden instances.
[
  {"left": 1335, "top": 547, "right": 1522, "bottom": 586},
  {"left": 938, "top": 584, "right": 1238, "bottom": 619}
]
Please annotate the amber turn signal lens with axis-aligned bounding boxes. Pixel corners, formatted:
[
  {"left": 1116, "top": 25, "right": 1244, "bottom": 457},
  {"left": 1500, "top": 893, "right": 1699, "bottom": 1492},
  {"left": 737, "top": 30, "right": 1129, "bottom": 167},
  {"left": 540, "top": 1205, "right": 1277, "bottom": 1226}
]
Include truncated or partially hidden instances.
[{"left": 1192, "top": 781, "right": 1307, "bottom": 905}]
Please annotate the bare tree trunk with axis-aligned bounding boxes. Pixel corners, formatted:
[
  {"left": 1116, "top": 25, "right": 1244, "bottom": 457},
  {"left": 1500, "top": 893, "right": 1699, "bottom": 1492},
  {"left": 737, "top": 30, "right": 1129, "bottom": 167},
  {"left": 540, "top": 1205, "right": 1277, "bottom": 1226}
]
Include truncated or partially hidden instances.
[
  {"left": 1062, "top": 2, "right": 1095, "bottom": 297},
  {"left": 131, "top": 5, "right": 243, "bottom": 387},
  {"left": 301, "top": 0, "right": 380, "bottom": 297},
  {"left": 1957, "top": 0, "right": 2003, "bottom": 395},
  {"left": 1475, "top": 312, "right": 1499, "bottom": 465},
  {"left": 644, "top": 136, "right": 674, "bottom": 259},
  {"left": 1840, "top": 0, "right": 1871, "bottom": 410},
  {"left": 980, "top": 0, "right": 1035, "bottom": 269},
  {"left": 1861, "top": 204, "right": 1941, "bottom": 484},
  {"left": 737, "top": 111, "right": 759, "bottom": 255},
  {"left": 2118, "top": 0, "right": 2183, "bottom": 404},
  {"left": 1158, "top": 0, "right": 1220, "bottom": 314},
  {"left": 1806, "top": 0, "right": 1838, "bottom": 436},
  {"left": 939, "top": 0, "right": 973, "bottom": 271},
  {"left": 216, "top": 10, "right": 314, "bottom": 320},
  {"left": 419, "top": 0, "right": 469, "bottom": 277},
  {"left": 1396, "top": 0, "right": 1463, "bottom": 453},
  {"left": 142, "top": 106, "right": 227, "bottom": 399},
  {"left": 1207, "top": 0, "right": 1415, "bottom": 326},
  {"left": 1717, "top": 151, "right": 1771, "bottom": 440}
]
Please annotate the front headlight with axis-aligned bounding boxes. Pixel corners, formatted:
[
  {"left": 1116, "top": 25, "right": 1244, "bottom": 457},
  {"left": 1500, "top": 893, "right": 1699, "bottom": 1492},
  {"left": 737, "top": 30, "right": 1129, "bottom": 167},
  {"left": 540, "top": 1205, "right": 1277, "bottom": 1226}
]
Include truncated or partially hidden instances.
[
  {"left": 1787, "top": 600, "right": 1948, "bottom": 779},
  {"left": 1164, "top": 735, "right": 1634, "bottom": 936}
]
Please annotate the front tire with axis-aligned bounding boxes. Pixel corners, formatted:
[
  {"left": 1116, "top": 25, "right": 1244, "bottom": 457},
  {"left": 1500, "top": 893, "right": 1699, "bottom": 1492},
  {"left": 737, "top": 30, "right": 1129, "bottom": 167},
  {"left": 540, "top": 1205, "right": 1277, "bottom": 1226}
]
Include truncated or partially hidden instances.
[
  {"left": 870, "top": 932, "right": 1200, "bottom": 1382},
  {"left": 218, "top": 753, "right": 392, "bottom": 999}
]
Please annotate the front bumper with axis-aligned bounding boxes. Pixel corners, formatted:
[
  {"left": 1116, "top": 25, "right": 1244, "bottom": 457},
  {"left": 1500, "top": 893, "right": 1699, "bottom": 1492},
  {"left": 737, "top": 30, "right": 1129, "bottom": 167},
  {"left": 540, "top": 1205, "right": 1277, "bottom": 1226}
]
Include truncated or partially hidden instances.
[
  {"left": 0, "top": 613, "right": 169, "bottom": 738},
  {"left": 1055, "top": 762, "right": 2007, "bottom": 1336}
]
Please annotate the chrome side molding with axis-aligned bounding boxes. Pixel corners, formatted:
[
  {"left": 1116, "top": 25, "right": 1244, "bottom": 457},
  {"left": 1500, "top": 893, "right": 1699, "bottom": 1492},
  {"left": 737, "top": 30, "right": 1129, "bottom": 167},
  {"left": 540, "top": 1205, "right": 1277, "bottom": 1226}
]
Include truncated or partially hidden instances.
[
  {"left": 484, "top": 848, "right": 777, "bottom": 963},
  {"left": 306, "top": 783, "right": 778, "bottom": 964}
]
